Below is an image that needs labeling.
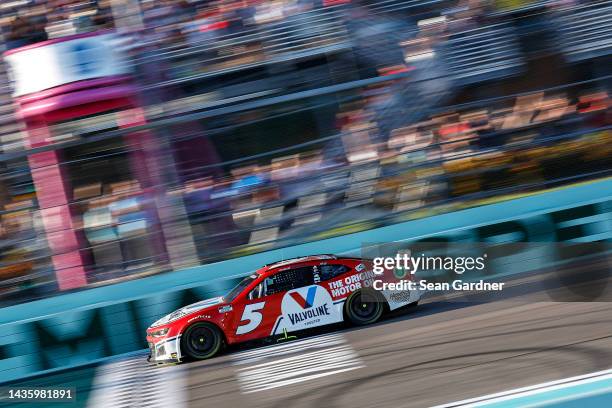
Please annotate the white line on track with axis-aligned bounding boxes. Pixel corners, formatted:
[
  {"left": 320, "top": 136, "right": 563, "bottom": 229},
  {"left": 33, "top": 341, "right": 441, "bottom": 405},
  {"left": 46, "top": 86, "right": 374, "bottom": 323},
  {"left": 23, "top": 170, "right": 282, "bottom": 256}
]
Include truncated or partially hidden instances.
[
  {"left": 232, "top": 333, "right": 347, "bottom": 364},
  {"left": 432, "top": 368, "right": 612, "bottom": 408},
  {"left": 86, "top": 351, "right": 187, "bottom": 408},
  {"left": 232, "top": 333, "right": 364, "bottom": 393}
]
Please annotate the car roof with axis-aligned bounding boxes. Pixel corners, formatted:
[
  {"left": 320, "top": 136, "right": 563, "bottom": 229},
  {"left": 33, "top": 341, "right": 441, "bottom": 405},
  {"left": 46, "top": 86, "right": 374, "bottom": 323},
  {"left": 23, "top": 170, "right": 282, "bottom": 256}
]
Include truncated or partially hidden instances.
[
  {"left": 256, "top": 254, "right": 334, "bottom": 273},
  {"left": 265, "top": 254, "right": 337, "bottom": 268},
  {"left": 256, "top": 254, "right": 366, "bottom": 276}
]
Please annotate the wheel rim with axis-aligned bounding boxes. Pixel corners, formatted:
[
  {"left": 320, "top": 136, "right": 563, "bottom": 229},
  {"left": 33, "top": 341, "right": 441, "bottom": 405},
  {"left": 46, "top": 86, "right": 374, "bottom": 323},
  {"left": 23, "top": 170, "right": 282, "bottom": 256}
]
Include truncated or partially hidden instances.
[
  {"left": 187, "top": 326, "right": 216, "bottom": 356},
  {"left": 350, "top": 294, "right": 379, "bottom": 320}
]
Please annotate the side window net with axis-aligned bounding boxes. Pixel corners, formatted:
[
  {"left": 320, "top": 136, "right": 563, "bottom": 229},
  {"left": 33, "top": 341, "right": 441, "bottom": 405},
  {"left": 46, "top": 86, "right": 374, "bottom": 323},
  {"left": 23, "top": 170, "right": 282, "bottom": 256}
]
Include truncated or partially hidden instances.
[{"left": 265, "top": 267, "right": 314, "bottom": 296}]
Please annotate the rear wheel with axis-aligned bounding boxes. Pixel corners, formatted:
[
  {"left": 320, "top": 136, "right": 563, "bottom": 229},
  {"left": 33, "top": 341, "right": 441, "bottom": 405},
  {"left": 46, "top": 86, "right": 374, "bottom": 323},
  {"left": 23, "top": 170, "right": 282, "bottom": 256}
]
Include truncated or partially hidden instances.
[
  {"left": 181, "top": 322, "right": 223, "bottom": 360},
  {"left": 345, "top": 290, "right": 384, "bottom": 325}
]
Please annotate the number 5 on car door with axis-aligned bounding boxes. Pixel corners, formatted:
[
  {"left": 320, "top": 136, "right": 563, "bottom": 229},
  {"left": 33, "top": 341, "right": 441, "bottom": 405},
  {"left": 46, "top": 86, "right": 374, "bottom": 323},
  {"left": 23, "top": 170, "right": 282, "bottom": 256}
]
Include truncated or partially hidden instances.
[{"left": 236, "top": 302, "right": 265, "bottom": 335}]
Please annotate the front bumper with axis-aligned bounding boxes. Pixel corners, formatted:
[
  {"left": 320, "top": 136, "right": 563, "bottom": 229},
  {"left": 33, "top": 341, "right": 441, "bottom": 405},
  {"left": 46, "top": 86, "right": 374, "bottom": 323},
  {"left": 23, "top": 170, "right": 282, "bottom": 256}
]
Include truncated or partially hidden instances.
[{"left": 147, "top": 336, "right": 182, "bottom": 364}]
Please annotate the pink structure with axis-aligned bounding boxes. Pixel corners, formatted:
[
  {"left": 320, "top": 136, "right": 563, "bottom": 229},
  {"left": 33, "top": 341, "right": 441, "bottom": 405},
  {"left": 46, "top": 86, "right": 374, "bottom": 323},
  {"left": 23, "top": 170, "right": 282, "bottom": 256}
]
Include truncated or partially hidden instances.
[{"left": 4, "top": 32, "right": 163, "bottom": 289}]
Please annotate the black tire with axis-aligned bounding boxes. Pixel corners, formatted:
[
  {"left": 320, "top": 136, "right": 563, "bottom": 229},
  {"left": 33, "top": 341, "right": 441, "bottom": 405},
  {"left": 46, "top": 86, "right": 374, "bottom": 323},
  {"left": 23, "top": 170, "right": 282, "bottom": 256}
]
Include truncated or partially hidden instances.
[
  {"left": 345, "top": 290, "right": 384, "bottom": 325},
  {"left": 181, "top": 322, "right": 223, "bottom": 360}
]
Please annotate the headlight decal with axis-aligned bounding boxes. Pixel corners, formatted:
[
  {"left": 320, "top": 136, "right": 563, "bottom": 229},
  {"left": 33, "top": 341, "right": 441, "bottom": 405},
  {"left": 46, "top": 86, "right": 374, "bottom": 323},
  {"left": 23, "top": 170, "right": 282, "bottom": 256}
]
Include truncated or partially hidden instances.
[{"left": 151, "top": 328, "right": 169, "bottom": 337}]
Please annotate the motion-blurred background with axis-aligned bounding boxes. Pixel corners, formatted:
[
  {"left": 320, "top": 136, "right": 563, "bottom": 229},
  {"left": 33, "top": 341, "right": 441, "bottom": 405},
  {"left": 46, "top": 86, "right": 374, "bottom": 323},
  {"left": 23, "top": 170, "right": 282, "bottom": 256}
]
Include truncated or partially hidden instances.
[{"left": 0, "top": 0, "right": 610, "bottom": 306}]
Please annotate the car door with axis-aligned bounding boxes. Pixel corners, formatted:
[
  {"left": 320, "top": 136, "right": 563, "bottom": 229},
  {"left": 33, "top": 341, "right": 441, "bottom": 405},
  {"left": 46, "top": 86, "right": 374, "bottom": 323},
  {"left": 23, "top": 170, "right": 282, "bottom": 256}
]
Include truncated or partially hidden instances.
[
  {"left": 230, "top": 267, "right": 311, "bottom": 342},
  {"left": 273, "top": 265, "right": 344, "bottom": 334},
  {"left": 231, "top": 265, "right": 342, "bottom": 341}
]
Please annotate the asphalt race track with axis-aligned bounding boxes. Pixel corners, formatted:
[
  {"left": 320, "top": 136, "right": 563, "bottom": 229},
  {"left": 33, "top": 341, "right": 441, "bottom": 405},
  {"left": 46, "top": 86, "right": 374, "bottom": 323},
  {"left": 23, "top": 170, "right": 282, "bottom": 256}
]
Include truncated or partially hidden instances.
[{"left": 184, "top": 304, "right": 612, "bottom": 408}]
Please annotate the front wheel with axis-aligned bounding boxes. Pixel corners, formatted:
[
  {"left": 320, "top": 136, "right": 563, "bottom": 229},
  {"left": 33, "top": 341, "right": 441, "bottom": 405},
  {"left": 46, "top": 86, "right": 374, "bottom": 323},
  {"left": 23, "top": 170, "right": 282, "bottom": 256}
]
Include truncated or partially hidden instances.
[
  {"left": 181, "top": 322, "right": 223, "bottom": 360},
  {"left": 345, "top": 290, "right": 384, "bottom": 325}
]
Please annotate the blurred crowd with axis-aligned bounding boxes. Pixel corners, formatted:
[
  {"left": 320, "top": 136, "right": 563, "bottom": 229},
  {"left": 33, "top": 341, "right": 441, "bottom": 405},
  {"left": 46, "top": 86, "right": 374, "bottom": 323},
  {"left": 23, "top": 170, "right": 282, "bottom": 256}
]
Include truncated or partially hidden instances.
[
  {"left": 0, "top": 0, "right": 610, "bottom": 304},
  {"left": 1, "top": 0, "right": 589, "bottom": 50},
  {"left": 3, "top": 1, "right": 114, "bottom": 49},
  {"left": 173, "top": 86, "right": 610, "bottom": 256}
]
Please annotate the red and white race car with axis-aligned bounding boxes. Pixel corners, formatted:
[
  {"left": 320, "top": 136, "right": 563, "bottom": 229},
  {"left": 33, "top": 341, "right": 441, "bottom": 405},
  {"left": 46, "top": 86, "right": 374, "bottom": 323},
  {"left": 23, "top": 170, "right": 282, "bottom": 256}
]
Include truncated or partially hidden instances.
[{"left": 146, "top": 254, "right": 421, "bottom": 363}]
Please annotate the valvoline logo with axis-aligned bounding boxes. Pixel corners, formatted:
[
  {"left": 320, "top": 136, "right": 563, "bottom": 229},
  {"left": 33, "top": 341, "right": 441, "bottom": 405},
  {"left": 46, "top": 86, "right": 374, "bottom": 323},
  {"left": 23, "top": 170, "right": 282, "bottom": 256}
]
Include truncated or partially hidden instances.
[
  {"left": 279, "top": 285, "right": 342, "bottom": 331},
  {"left": 289, "top": 286, "right": 317, "bottom": 309}
]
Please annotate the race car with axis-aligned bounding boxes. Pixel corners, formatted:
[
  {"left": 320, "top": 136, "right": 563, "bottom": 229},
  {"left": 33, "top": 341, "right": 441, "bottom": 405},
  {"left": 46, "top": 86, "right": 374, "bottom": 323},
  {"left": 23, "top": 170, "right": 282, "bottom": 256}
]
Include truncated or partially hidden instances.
[{"left": 146, "top": 254, "right": 421, "bottom": 363}]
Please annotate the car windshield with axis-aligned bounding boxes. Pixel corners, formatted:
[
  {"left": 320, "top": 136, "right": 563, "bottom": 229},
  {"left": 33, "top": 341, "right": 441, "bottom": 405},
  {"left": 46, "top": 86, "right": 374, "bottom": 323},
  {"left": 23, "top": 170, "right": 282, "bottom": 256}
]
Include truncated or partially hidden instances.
[{"left": 224, "top": 274, "right": 258, "bottom": 302}]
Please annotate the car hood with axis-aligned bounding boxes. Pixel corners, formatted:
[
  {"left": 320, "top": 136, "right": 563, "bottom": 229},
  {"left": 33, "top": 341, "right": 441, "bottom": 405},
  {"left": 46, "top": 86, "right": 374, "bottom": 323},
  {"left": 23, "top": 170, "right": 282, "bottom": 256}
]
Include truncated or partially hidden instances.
[{"left": 150, "top": 296, "right": 225, "bottom": 328}]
